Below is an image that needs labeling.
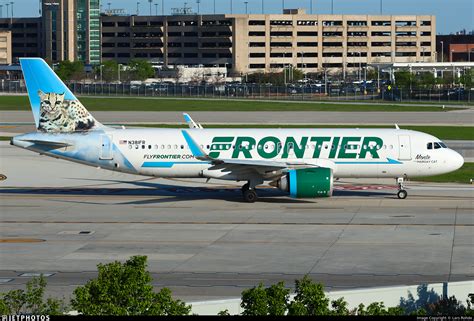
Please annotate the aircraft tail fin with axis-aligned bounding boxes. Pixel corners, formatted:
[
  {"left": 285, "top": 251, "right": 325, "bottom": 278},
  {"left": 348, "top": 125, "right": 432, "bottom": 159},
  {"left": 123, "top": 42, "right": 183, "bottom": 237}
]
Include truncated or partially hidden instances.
[{"left": 20, "top": 58, "right": 102, "bottom": 133}]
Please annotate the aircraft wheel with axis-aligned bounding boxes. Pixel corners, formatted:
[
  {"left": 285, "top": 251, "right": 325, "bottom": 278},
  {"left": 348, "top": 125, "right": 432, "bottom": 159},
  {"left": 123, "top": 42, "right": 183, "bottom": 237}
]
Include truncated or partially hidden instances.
[
  {"left": 397, "top": 190, "right": 408, "bottom": 199},
  {"left": 243, "top": 189, "right": 258, "bottom": 203}
]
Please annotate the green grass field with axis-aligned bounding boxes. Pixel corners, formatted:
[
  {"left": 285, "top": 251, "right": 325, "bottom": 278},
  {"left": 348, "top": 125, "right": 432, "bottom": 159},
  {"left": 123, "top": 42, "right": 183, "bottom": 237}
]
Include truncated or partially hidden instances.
[
  {"left": 414, "top": 162, "right": 474, "bottom": 184},
  {"left": 0, "top": 95, "right": 463, "bottom": 112},
  {"left": 128, "top": 124, "right": 474, "bottom": 141}
]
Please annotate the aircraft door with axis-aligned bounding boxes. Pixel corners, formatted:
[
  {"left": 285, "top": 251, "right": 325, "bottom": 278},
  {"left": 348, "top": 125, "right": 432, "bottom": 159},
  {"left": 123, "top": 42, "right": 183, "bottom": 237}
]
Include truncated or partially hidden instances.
[
  {"left": 100, "top": 134, "right": 114, "bottom": 160},
  {"left": 398, "top": 135, "right": 412, "bottom": 160}
]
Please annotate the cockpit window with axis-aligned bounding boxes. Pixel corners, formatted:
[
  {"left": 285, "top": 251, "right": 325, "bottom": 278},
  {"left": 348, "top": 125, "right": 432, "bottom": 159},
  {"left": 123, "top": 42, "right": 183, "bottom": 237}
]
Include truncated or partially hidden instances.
[
  {"left": 433, "top": 142, "right": 442, "bottom": 149},
  {"left": 439, "top": 142, "right": 447, "bottom": 148},
  {"left": 427, "top": 142, "right": 433, "bottom": 150}
]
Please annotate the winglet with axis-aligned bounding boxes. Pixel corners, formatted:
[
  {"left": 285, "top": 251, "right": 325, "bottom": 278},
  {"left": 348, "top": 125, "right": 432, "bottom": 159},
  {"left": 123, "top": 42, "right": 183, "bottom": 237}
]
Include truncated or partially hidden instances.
[
  {"left": 181, "top": 130, "right": 208, "bottom": 159},
  {"left": 183, "top": 113, "right": 203, "bottom": 129},
  {"left": 395, "top": 124, "right": 400, "bottom": 130}
]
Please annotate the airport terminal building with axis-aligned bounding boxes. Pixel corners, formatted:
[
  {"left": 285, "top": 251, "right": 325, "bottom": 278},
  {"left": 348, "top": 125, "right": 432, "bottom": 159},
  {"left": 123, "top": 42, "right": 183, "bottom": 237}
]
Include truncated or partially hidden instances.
[{"left": 101, "top": 9, "right": 436, "bottom": 74}]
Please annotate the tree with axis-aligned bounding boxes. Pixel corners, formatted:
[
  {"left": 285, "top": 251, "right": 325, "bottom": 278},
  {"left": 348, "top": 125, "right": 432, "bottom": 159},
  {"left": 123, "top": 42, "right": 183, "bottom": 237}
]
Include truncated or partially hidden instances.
[
  {"left": 128, "top": 59, "right": 155, "bottom": 81},
  {"left": 329, "top": 297, "right": 350, "bottom": 315},
  {"left": 399, "top": 284, "right": 440, "bottom": 314},
  {"left": 240, "top": 283, "right": 269, "bottom": 316},
  {"left": 287, "top": 276, "right": 330, "bottom": 316},
  {"left": 354, "top": 302, "right": 404, "bottom": 316},
  {"left": 394, "top": 70, "right": 414, "bottom": 89},
  {"left": 466, "top": 294, "right": 474, "bottom": 316},
  {"left": 55, "top": 60, "right": 85, "bottom": 82},
  {"left": 101, "top": 60, "right": 119, "bottom": 82},
  {"left": 0, "top": 275, "right": 65, "bottom": 315},
  {"left": 425, "top": 295, "right": 466, "bottom": 316},
  {"left": 240, "top": 281, "right": 289, "bottom": 316},
  {"left": 71, "top": 255, "right": 191, "bottom": 316}
]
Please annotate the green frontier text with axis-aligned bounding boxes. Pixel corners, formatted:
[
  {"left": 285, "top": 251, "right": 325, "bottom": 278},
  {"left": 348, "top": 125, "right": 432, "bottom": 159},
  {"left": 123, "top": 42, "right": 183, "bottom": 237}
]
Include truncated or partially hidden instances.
[{"left": 209, "top": 136, "right": 384, "bottom": 159}]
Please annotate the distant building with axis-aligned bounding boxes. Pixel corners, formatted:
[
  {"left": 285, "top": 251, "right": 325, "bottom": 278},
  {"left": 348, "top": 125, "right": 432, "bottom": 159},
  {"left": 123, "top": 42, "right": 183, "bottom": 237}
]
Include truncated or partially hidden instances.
[
  {"left": 0, "top": 18, "right": 42, "bottom": 63},
  {"left": 0, "top": 0, "right": 100, "bottom": 65},
  {"left": 42, "top": 0, "right": 100, "bottom": 65},
  {"left": 101, "top": 8, "right": 436, "bottom": 74},
  {"left": 436, "top": 35, "right": 474, "bottom": 62},
  {"left": 0, "top": 31, "right": 12, "bottom": 65}
]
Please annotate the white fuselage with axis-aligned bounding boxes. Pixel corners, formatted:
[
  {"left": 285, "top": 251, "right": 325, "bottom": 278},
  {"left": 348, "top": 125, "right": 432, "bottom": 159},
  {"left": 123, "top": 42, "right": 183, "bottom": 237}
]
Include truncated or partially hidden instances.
[
  {"left": 12, "top": 127, "right": 464, "bottom": 184},
  {"left": 18, "top": 127, "right": 458, "bottom": 181}
]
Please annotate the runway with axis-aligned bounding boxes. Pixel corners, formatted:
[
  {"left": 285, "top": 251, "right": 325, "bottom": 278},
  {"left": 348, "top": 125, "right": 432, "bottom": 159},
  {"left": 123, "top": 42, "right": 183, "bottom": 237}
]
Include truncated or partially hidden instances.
[{"left": 0, "top": 142, "right": 473, "bottom": 302}]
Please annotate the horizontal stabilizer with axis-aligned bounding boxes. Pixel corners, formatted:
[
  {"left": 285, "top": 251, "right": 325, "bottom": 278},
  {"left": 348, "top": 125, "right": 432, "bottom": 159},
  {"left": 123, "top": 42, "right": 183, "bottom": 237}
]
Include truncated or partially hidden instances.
[{"left": 23, "top": 139, "right": 72, "bottom": 148}]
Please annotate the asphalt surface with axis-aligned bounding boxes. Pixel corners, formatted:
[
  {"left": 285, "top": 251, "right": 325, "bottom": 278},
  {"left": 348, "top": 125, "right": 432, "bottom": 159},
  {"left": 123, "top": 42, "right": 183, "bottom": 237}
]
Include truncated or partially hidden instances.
[
  {"left": 0, "top": 142, "right": 473, "bottom": 302},
  {"left": 1, "top": 108, "right": 474, "bottom": 127}
]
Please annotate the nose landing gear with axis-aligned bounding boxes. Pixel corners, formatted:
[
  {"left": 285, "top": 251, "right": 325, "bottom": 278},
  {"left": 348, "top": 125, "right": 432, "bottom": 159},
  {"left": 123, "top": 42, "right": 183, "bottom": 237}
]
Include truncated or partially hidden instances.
[{"left": 397, "top": 177, "right": 408, "bottom": 199}]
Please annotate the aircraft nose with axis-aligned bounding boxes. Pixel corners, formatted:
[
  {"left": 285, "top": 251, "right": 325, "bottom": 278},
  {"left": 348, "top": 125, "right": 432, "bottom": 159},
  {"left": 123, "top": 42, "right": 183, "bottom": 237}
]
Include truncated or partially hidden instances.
[{"left": 450, "top": 150, "right": 464, "bottom": 171}]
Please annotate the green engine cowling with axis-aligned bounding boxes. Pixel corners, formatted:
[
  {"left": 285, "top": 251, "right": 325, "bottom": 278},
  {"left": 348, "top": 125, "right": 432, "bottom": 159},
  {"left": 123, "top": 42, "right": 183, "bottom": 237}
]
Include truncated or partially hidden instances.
[{"left": 273, "top": 168, "right": 333, "bottom": 198}]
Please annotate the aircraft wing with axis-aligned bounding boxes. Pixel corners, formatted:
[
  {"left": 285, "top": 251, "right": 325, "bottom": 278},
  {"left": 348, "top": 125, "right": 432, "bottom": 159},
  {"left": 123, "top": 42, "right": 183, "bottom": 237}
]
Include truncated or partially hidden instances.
[{"left": 181, "top": 130, "right": 318, "bottom": 174}]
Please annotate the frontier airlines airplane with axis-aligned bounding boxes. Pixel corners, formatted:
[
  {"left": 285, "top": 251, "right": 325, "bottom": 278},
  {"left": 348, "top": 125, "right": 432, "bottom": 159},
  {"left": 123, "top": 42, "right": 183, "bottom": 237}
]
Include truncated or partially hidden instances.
[{"left": 12, "top": 58, "right": 464, "bottom": 202}]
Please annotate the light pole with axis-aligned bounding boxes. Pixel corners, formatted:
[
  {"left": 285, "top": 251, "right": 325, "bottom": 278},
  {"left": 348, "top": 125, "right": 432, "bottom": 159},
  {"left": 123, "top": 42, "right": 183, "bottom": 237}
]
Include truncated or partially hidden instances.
[
  {"left": 162, "top": 0, "right": 164, "bottom": 15},
  {"left": 440, "top": 41, "right": 444, "bottom": 62},
  {"left": 282, "top": 0, "right": 284, "bottom": 11},
  {"left": 5, "top": 4, "right": 8, "bottom": 19},
  {"left": 0, "top": 5, "right": 3, "bottom": 18},
  {"left": 310, "top": 0, "right": 313, "bottom": 14},
  {"left": 214, "top": 0, "right": 216, "bottom": 14},
  {"left": 440, "top": 41, "right": 444, "bottom": 78},
  {"left": 155, "top": 3, "right": 158, "bottom": 15},
  {"left": 196, "top": 0, "right": 200, "bottom": 14},
  {"left": 244, "top": 1, "right": 248, "bottom": 14},
  {"left": 148, "top": 0, "right": 153, "bottom": 15},
  {"left": 358, "top": 52, "right": 362, "bottom": 81},
  {"left": 118, "top": 64, "right": 122, "bottom": 82},
  {"left": 301, "top": 51, "right": 305, "bottom": 75},
  {"left": 107, "top": 2, "right": 111, "bottom": 11},
  {"left": 230, "top": 0, "right": 233, "bottom": 14},
  {"left": 136, "top": 1, "right": 140, "bottom": 15},
  {"left": 10, "top": 1, "right": 13, "bottom": 20},
  {"left": 100, "top": 65, "right": 103, "bottom": 83},
  {"left": 261, "top": 0, "right": 264, "bottom": 14},
  {"left": 331, "top": 0, "right": 334, "bottom": 14},
  {"left": 380, "top": 0, "right": 382, "bottom": 15}
]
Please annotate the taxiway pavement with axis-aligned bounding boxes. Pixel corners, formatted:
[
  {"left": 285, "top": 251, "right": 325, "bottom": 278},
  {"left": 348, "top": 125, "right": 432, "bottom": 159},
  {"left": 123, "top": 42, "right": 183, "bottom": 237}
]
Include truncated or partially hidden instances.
[{"left": 0, "top": 142, "right": 473, "bottom": 302}]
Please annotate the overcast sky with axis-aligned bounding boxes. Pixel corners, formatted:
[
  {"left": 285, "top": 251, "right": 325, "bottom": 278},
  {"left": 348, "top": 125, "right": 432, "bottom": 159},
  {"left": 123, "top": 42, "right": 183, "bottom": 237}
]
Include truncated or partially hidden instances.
[{"left": 8, "top": 0, "right": 474, "bottom": 34}]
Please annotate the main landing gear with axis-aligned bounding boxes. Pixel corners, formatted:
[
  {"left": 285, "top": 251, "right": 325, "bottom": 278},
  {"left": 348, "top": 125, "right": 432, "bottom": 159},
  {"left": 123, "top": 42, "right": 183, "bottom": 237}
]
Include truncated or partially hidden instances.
[
  {"left": 397, "top": 177, "right": 408, "bottom": 199},
  {"left": 242, "top": 182, "right": 258, "bottom": 203}
]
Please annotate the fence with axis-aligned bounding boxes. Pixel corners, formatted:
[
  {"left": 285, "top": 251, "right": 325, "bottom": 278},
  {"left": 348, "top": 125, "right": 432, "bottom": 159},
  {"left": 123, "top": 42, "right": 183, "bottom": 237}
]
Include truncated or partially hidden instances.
[{"left": 0, "top": 80, "right": 471, "bottom": 103}]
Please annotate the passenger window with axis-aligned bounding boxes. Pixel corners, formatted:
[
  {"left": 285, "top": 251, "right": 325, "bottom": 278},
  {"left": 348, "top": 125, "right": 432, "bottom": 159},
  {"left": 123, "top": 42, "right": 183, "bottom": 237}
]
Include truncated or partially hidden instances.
[
  {"left": 427, "top": 142, "right": 433, "bottom": 149},
  {"left": 148, "top": 145, "right": 152, "bottom": 149},
  {"left": 180, "top": 145, "right": 184, "bottom": 149},
  {"left": 434, "top": 142, "right": 441, "bottom": 149}
]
